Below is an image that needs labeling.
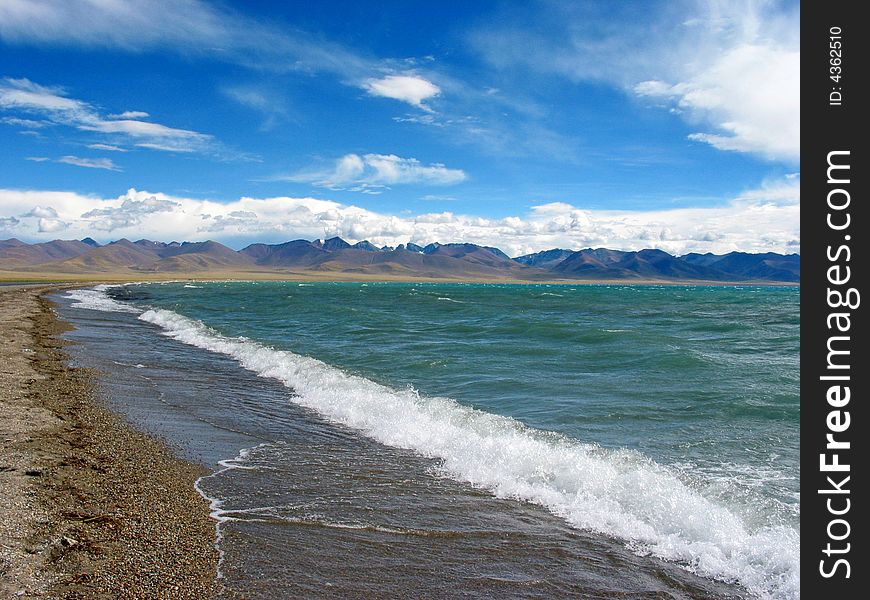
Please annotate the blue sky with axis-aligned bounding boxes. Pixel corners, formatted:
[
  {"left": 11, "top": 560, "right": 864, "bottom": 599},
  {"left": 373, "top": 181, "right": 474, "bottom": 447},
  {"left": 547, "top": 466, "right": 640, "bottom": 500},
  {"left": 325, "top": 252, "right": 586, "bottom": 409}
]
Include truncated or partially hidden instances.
[{"left": 0, "top": 0, "right": 799, "bottom": 256}]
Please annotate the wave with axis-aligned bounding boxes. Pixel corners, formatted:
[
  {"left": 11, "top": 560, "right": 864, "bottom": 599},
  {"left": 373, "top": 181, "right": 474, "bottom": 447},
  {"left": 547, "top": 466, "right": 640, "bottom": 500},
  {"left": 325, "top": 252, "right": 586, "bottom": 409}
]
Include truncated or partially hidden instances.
[
  {"left": 66, "top": 285, "right": 141, "bottom": 313},
  {"left": 68, "top": 286, "right": 799, "bottom": 599}
]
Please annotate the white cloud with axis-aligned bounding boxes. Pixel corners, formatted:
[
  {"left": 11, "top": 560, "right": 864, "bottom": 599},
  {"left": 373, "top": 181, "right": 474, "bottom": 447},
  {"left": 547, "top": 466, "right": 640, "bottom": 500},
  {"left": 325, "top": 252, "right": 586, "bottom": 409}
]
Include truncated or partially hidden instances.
[
  {"left": 23, "top": 205, "right": 57, "bottom": 218},
  {"left": 25, "top": 156, "right": 49, "bottom": 162},
  {"left": 365, "top": 154, "right": 464, "bottom": 185},
  {"left": 635, "top": 43, "right": 799, "bottom": 161},
  {"left": 421, "top": 194, "right": 457, "bottom": 202},
  {"left": 108, "top": 111, "right": 149, "bottom": 119},
  {"left": 57, "top": 155, "right": 121, "bottom": 171},
  {"left": 87, "top": 143, "right": 127, "bottom": 152},
  {"left": 363, "top": 75, "right": 440, "bottom": 110},
  {"left": 20, "top": 205, "right": 68, "bottom": 233},
  {"left": 82, "top": 118, "right": 205, "bottom": 140},
  {"left": 0, "top": 1, "right": 375, "bottom": 84},
  {"left": 4, "top": 1, "right": 219, "bottom": 51},
  {"left": 223, "top": 87, "right": 270, "bottom": 111},
  {"left": 289, "top": 153, "right": 467, "bottom": 189},
  {"left": 0, "top": 0, "right": 440, "bottom": 132},
  {"left": 81, "top": 194, "right": 180, "bottom": 230},
  {"left": 0, "top": 216, "right": 20, "bottom": 229},
  {"left": 134, "top": 142, "right": 197, "bottom": 153},
  {"left": 2, "top": 116, "right": 50, "bottom": 128},
  {"left": 0, "top": 78, "right": 84, "bottom": 112},
  {"left": 0, "top": 178, "right": 799, "bottom": 255},
  {"left": 221, "top": 85, "right": 290, "bottom": 130},
  {"left": 37, "top": 217, "right": 68, "bottom": 233},
  {"left": 328, "top": 154, "right": 366, "bottom": 184},
  {"left": 730, "top": 173, "right": 802, "bottom": 206},
  {"left": 470, "top": 0, "right": 799, "bottom": 163},
  {"left": 200, "top": 210, "right": 259, "bottom": 233},
  {"left": 0, "top": 0, "right": 551, "bottom": 160},
  {"left": 0, "top": 77, "right": 214, "bottom": 153},
  {"left": 0, "top": 0, "right": 584, "bottom": 164}
]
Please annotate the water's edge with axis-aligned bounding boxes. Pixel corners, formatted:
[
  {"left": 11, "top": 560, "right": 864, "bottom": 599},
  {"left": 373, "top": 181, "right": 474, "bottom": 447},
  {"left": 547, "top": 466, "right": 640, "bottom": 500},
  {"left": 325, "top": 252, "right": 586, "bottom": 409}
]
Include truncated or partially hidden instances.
[{"left": 55, "top": 284, "right": 798, "bottom": 598}]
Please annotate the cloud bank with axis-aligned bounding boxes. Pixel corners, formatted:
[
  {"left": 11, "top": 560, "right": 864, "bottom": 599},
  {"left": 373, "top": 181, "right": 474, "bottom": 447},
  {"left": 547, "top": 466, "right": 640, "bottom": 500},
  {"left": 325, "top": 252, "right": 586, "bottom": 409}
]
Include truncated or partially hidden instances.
[{"left": 1, "top": 179, "right": 799, "bottom": 256}]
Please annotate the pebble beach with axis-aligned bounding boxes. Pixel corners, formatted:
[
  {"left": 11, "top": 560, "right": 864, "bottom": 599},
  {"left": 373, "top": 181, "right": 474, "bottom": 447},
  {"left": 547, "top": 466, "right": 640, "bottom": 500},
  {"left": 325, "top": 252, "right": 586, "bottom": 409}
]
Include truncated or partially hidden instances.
[{"left": 0, "top": 285, "right": 218, "bottom": 598}]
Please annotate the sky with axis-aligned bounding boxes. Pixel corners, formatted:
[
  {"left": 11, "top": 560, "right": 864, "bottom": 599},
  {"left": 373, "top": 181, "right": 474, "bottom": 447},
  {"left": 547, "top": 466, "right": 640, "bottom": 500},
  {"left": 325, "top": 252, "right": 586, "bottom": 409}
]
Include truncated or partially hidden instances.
[{"left": 0, "top": 0, "right": 800, "bottom": 257}]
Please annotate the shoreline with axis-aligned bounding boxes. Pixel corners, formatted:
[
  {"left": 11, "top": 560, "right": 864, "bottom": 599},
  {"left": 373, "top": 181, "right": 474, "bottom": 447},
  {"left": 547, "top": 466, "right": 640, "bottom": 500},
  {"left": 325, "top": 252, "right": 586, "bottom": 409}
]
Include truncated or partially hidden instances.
[
  {"left": 0, "top": 272, "right": 799, "bottom": 287},
  {"left": 3, "top": 282, "right": 793, "bottom": 597},
  {"left": 0, "top": 285, "right": 218, "bottom": 598}
]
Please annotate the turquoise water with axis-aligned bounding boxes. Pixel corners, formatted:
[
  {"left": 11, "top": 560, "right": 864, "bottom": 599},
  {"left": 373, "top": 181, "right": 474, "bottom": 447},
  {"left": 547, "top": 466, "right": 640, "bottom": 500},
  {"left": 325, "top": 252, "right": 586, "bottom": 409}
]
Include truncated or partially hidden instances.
[
  {"left": 65, "top": 282, "right": 800, "bottom": 598},
  {"left": 139, "top": 282, "right": 799, "bottom": 508}
]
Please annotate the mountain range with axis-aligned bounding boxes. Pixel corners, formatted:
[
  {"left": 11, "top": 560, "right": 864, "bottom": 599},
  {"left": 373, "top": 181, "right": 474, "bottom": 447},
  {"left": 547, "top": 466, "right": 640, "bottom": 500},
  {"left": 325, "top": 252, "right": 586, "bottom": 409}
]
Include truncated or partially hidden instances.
[{"left": 0, "top": 237, "right": 800, "bottom": 282}]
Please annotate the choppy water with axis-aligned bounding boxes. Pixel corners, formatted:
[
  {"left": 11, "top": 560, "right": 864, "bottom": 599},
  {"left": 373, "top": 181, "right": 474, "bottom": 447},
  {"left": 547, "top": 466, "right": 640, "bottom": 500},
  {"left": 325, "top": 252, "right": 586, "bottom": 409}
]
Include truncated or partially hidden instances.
[{"left": 55, "top": 282, "right": 799, "bottom": 598}]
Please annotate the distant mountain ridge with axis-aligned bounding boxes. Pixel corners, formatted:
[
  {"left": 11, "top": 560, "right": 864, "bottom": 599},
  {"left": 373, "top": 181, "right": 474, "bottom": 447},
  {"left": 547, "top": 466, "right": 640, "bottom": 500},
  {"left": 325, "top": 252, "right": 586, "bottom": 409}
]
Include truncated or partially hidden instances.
[
  {"left": 514, "top": 249, "right": 575, "bottom": 269},
  {"left": 0, "top": 236, "right": 800, "bottom": 282},
  {"left": 682, "top": 252, "right": 800, "bottom": 282}
]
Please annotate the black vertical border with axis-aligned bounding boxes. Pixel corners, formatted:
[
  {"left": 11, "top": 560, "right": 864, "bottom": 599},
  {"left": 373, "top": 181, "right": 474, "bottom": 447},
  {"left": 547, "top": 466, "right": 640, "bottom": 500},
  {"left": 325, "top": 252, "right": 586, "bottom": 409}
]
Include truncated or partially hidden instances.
[{"left": 803, "top": 2, "right": 866, "bottom": 597}]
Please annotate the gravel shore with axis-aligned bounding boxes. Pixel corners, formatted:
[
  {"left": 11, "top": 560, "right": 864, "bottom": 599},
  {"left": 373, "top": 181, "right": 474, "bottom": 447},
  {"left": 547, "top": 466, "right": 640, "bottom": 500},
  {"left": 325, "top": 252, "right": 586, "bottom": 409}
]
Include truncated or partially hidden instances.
[{"left": 0, "top": 285, "right": 218, "bottom": 598}]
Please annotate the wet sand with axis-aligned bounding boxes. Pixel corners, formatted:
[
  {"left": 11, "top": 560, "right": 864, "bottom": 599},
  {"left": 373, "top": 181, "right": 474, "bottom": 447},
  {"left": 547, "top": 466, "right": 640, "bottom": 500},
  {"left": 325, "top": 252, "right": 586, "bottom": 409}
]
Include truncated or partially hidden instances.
[{"left": 0, "top": 285, "right": 217, "bottom": 598}]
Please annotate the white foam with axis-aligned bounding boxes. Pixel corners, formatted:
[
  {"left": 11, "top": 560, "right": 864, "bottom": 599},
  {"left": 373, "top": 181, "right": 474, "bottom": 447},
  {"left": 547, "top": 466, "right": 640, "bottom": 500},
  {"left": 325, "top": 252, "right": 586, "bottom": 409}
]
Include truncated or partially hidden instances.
[
  {"left": 194, "top": 444, "right": 269, "bottom": 583},
  {"left": 66, "top": 284, "right": 141, "bottom": 313},
  {"left": 137, "top": 306, "right": 799, "bottom": 599}
]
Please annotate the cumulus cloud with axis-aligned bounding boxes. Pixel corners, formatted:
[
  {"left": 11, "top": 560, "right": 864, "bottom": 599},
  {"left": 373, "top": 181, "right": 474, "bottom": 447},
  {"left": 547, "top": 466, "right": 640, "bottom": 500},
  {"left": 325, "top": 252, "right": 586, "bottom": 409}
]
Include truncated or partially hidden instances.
[
  {"left": 635, "top": 43, "right": 799, "bottom": 161},
  {"left": 37, "top": 217, "right": 68, "bottom": 233},
  {"left": 57, "top": 155, "right": 121, "bottom": 171},
  {"left": 23, "top": 205, "right": 59, "bottom": 218},
  {"left": 81, "top": 194, "right": 181, "bottom": 231},
  {"left": 288, "top": 153, "right": 467, "bottom": 190},
  {"left": 0, "top": 216, "right": 20, "bottom": 229},
  {"left": 199, "top": 210, "right": 260, "bottom": 233},
  {"left": 0, "top": 179, "right": 799, "bottom": 255},
  {"left": 0, "top": 77, "right": 214, "bottom": 154},
  {"left": 363, "top": 75, "right": 441, "bottom": 110},
  {"left": 19, "top": 206, "right": 68, "bottom": 233}
]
